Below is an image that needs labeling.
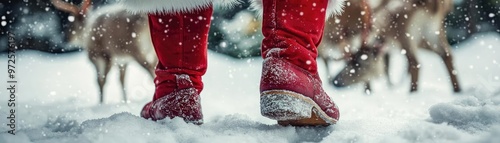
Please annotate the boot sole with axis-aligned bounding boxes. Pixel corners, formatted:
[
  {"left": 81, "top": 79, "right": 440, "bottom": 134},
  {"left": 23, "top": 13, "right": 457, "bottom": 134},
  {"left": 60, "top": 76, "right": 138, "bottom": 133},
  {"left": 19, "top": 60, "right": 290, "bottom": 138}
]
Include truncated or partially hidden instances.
[{"left": 260, "top": 90, "right": 338, "bottom": 126}]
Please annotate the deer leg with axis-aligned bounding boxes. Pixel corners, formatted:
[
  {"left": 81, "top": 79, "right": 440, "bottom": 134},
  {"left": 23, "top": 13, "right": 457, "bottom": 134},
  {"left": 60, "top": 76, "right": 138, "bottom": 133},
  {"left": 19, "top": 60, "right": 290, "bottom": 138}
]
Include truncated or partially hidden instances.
[
  {"left": 384, "top": 53, "right": 392, "bottom": 86},
  {"left": 119, "top": 63, "right": 128, "bottom": 103},
  {"left": 90, "top": 56, "right": 112, "bottom": 104},
  {"left": 441, "top": 53, "right": 461, "bottom": 92},
  {"left": 400, "top": 39, "right": 420, "bottom": 92},
  {"left": 436, "top": 36, "right": 462, "bottom": 93},
  {"left": 406, "top": 53, "right": 419, "bottom": 92},
  {"left": 364, "top": 82, "right": 371, "bottom": 95},
  {"left": 100, "top": 58, "right": 112, "bottom": 104},
  {"left": 89, "top": 57, "right": 104, "bottom": 103},
  {"left": 426, "top": 31, "right": 462, "bottom": 93}
]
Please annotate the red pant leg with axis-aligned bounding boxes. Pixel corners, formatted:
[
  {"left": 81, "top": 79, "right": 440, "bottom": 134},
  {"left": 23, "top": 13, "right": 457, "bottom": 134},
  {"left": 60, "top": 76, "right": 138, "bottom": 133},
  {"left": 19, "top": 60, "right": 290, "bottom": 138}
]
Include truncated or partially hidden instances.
[
  {"left": 261, "top": 0, "right": 328, "bottom": 75},
  {"left": 148, "top": 7, "right": 213, "bottom": 100}
]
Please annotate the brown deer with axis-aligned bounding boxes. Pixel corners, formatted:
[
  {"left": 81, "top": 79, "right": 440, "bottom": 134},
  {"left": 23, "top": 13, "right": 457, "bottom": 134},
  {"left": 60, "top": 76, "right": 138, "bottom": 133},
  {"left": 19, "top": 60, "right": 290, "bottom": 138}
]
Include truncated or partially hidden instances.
[
  {"left": 51, "top": 0, "right": 157, "bottom": 103},
  {"left": 331, "top": 0, "right": 461, "bottom": 93},
  {"left": 318, "top": 0, "right": 374, "bottom": 78}
]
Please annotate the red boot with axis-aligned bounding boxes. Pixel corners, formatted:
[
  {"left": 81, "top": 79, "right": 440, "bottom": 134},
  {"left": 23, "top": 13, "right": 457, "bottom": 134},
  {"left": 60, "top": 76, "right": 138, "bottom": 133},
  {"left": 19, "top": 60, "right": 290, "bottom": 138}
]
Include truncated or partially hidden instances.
[
  {"left": 140, "top": 7, "right": 213, "bottom": 124},
  {"left": 260, "top": 0, "right": 340, "bottom": 126}
]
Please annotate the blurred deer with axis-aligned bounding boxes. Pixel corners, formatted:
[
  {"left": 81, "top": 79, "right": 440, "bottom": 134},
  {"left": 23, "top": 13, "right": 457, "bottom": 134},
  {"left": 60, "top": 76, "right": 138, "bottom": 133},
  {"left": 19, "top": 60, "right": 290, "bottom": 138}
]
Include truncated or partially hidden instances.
[
  {"left": 319, "top": 0, "right": 373, "bottom": 78},
  {"left": 51, "top": 0, "right": 157, "bottom": 103},
  {"left": 332, "top": 0, "right": 461, "bottom": 93}
]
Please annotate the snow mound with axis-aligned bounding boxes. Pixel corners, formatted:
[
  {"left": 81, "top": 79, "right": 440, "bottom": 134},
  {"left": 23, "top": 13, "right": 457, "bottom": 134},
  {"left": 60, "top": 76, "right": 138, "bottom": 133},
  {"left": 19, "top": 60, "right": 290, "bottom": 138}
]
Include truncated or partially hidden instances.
[
  {"left": 44, "top": 117, "right": 79, "bottom": 133},
  {"left": 2, "top": 113, "right": 338, "bottom": 143},
  {"left": 469, "top": 125, "right": 500, "bottom": 143},
  {"left": 429, "top": 95, "right": 500, "bottom": 131},
  {"left": 383, "top": 122, "right": 467, "bottom": 143},
  {"left": 383, "top": 123, "right": 500, "bottom": 143}
]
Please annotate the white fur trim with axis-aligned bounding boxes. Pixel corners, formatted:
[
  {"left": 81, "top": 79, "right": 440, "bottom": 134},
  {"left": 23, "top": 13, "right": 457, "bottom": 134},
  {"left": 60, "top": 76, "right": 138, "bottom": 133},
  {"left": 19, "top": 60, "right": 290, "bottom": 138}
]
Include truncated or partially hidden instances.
[
  {"left": 325, "top": 0, "right": 346, "bottom": 16},
  {"left": 120, "top": 0, "right": 240, "bottom": 13},
  {"left": 250, "top": 0, "right": 345, "bottom": 18}
]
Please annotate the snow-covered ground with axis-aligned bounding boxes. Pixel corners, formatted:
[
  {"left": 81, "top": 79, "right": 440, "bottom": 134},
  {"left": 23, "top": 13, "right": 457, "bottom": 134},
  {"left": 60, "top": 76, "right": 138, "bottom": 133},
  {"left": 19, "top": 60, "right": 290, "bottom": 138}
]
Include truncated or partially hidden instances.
[{"left": 1, "top": 33, "right": 499, "bottom": 143}]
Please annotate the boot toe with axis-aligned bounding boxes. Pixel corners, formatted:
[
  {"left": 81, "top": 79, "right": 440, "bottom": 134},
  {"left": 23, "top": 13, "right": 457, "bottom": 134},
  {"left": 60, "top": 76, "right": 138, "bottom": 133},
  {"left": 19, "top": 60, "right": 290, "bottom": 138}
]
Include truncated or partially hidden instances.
[{"left": 140, "top": 102, "right": 154, "bottom": 120}]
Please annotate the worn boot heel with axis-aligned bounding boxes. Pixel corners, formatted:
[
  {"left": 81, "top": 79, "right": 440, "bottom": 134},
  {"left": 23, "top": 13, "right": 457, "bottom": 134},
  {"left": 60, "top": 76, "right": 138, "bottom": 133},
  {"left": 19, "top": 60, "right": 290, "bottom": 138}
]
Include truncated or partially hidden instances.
[{"left": 261, "top": 90, "right": 334, "bottom": 126}]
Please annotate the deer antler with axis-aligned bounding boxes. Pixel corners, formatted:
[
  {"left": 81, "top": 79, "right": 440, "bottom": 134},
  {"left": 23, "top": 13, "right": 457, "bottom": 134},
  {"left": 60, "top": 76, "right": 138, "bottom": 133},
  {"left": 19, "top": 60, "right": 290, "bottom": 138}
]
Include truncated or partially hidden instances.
[
  {"left": 51, "top": 0, "right": 80, "bottom": 15},
  {"left": 80, "top": 0, "right": 92, "bottom": 15},
  {"left": 51, "top": 0, "right": 92, "bottom": 15}
]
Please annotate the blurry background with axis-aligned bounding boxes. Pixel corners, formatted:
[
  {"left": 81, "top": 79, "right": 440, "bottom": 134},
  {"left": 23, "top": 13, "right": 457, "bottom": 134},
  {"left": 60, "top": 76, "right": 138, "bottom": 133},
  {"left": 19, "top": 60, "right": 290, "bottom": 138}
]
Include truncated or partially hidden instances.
[
  {"left": 0, "top": 0, "right": 261, "bottom": 58},
  {"left": 1, "top": 0, "right": 499, "bottom": 56}
]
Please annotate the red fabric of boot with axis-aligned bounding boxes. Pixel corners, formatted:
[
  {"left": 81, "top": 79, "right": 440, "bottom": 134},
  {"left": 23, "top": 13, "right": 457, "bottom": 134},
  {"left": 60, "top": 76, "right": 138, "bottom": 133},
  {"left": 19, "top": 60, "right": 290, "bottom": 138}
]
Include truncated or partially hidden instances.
[
  {"left": 149, "top": 7, "right": 213, "bottom": 100},
  {"left": 260, "top": 0, "right": 340, "bottom": 124},
  {"left": 261, "top": 0, "right": 328, "bottom": 74},
  {"left": 142, "top": 7, "right": 213, "bottom": 123}
]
